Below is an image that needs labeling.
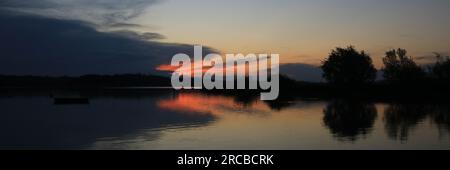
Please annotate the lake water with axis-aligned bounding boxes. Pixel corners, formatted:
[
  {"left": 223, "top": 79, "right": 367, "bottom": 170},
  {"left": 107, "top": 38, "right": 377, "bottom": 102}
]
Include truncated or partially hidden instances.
[{"left": 0, "top": 90, "right": 449, "bottom": 149}]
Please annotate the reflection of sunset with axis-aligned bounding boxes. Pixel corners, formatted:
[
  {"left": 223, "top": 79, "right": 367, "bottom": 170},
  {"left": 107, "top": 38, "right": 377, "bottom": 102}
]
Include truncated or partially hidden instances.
[{"left": 157, "top": 93, "right": 271, "bottom": 116}]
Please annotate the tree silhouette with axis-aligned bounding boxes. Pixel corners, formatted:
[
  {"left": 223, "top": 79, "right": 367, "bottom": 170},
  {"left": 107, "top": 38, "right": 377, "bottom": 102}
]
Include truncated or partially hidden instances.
[
  {"left": 321, "top": 46, "right": 377, "bottom": 84},
  {"left": 431, "top": 53, "right": 450, "bottom": 80},
  {"left": 382, "top": 48, "right": 424, "bottom": 82}
]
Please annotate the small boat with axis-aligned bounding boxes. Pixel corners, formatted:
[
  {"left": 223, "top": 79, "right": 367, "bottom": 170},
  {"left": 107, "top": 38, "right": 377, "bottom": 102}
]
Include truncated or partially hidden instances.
[{"left": 54, "top": 97, "right": 89, "bottom": 105}]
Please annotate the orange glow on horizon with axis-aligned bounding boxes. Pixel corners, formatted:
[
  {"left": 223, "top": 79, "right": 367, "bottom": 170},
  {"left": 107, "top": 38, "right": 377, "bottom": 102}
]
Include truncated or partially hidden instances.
[
  {"left": 155, "top": 56, "right": 273, "bottom": 77},
  {"left": 156, "top": 64, "right": 181, "bottom": 72}
]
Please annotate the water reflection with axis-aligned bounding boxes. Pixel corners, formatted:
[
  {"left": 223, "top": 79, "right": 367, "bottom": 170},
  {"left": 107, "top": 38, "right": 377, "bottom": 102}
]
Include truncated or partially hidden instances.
[
  {"left": 156, "top": 92, "right": 272, "bottom": 117},
  {"left": 0, "top": 91, "right": 449, "bottom": 149},
  {"left": 430, "top": 105, "right": 450, "bottom": 132},
  {"left": 322, "top": 100, "right": 377, "bottom": 141},
  {"left": 384, "top": 103, "right": 450, "bottom": 142},
  {"left": 0, "top": 92, "right": 215, "bottom": 149},
  {"left": 384, "top": 104, "right": 428, "bottom": 141}
]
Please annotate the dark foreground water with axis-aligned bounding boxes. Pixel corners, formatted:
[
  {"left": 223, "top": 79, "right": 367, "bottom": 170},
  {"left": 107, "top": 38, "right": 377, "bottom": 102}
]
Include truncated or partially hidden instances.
[{"left": 0, "top": 90, "right": 449, "bottom": 149}]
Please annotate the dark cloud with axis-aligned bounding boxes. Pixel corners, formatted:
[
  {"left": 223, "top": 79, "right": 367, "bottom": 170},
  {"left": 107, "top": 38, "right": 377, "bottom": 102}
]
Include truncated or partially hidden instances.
[
  {"left": 112, "top": 30, "right": 166, "bottom": 40},
  {"left": 0, "top": 11, "right": 216, "bottom": 76},
  {"left": 415, "top": 55, "right": 436, "bottom": 63},
  {"left": 109, "top": 23, "right": 145, "bottom": 28},
  {"left": 416, "top": 52, "right": 449, "bottom": 61},
  {"left": 0, "top": 1, "right": 326, "bottom": 82},
  {"left": 141, "top": 32, "right": 166, "bottom": 40},
  {"left": 0, "top": 0, "right": 160, "bottom": 26},
  {"left": 0, "top": 0, "right": 58, "bottom": 9}
]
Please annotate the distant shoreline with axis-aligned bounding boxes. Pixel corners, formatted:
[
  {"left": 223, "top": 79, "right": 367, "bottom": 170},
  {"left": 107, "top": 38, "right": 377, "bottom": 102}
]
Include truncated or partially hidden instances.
[{"left": 1, "top": 74, "right": 450, "bottom": 102}]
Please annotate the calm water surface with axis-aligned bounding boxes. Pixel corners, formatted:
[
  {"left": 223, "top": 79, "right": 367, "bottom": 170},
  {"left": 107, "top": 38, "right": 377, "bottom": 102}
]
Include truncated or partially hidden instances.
[{"left": 0, "top": 91, "right": 449, "bottom": 149}]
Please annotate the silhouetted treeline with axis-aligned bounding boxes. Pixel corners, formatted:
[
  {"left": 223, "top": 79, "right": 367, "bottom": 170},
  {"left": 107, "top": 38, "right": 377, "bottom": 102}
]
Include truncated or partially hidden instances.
[
  {"left": 0, "top": 74, "right": 171, "bottom": 89},
  {"left": 289, "top": 46, "right": 450, "bottom": 100},
  {"left": 321, "top": 46, "right": 450, "bottom": 84},
  {"left": 2, "top": 46, "right": 450, "bottom": 100}
]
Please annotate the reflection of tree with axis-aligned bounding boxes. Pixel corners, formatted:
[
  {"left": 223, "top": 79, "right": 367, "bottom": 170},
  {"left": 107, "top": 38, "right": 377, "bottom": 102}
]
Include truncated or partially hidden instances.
[
  {"left": 384, "top": 104, "right": 428, "bottom": 141},
  {"left": 233, "top": 93, "right": 259, "bottom": 107},
  {"left": 265, "top": 100, "right": 294, "bottom": 111},
  {"left": 323, "top": 100, "right": 377, "bottom": 141},
  {"left": 429, "top": 105, "right": 450, "bottom": 133}
]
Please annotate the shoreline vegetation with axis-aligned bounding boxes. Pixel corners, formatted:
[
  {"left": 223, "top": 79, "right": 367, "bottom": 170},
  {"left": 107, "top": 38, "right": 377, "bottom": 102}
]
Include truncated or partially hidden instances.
[{"left": 1, "top": 46, "right": 450, "bottom": 102}]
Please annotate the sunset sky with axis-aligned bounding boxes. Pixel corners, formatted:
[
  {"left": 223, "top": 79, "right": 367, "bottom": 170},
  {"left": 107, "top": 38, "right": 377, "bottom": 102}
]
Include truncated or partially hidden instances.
[
  {"left": 1, "top": 0, "right": 450, "bottom": 80},
  {"left": 135, "top": 0, "right": 450, "bottom": 67}
]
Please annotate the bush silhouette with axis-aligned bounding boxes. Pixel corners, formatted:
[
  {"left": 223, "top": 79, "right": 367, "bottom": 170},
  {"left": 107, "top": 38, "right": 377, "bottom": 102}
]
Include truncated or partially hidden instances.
[
  {"left": 321, "top": 46, "right": 377, "bottom": 84},
  {"left": 382, "top": 48, "right": 424, "bottom": 82},
  {"left": 431, "top": 53, "right": 450, "bottom": 80}
]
